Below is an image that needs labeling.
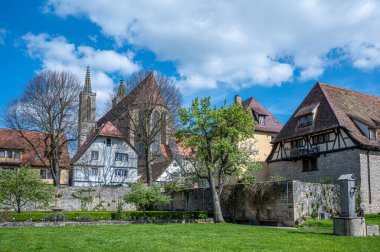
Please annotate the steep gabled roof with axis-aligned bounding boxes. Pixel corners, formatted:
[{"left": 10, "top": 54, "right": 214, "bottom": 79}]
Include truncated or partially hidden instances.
[
  {"left": 242, "top": 97, "right": 283, "bottom": 134},
  {"left": 0, "top": 128, "right": 70, "bottom": 168},
  {"left": 273, "top": 82, "right": 380, "bottom": 148},
  {"left": 72, "top": 121, "right": 129, "bottom": 163},
  {"left": 98, "top": 73, "right": 166, "bottom": 125}
]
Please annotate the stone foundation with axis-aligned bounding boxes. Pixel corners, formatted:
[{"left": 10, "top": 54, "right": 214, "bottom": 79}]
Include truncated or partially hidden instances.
[{"left": 333, "top": 217, "right": 366, "bottom": 236}]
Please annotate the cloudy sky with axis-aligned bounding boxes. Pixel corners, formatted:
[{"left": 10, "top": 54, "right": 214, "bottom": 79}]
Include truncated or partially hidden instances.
[{"left": 1, "top": 0, "right": 380, "bottom": 125}]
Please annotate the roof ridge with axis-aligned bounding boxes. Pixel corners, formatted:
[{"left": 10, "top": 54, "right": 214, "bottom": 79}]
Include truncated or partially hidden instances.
[{"left": 317, "top": 82, "right": 380, "bottom": 100}]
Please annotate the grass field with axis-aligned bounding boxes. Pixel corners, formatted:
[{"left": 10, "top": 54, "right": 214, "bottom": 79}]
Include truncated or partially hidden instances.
[{"left": 0, "top": 216, "right": 379, "bottom": 251}]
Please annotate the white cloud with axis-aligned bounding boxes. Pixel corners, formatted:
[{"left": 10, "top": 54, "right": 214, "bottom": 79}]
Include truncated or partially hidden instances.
[
  {"left": 22, "top": 33, "right": 139, "bottom": 114},
  {"left": 45, "top": 0, "right": 380, "bottom": 90},
  {"left": 0, "top": 28, "right": 6, "bottom": 45}
]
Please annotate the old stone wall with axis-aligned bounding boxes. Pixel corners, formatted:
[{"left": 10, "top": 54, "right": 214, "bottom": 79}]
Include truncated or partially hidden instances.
[
  {"left": 157, "top": 181, "right": 339, "bottom": 227},
  {"left": 268, "top": 148, "right": 380, "bottom": 214},
  {"left": 21, "top": 186, "right": 135, "bottom": 212},
  {"left": 268, "top": 149, "right": 361, "bottom": 183},
  {"left": 359, "top": 150, "right": 380, "bottom": 213}
]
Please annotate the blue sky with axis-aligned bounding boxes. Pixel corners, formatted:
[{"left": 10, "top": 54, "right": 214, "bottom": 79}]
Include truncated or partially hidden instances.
[{"left": 1, "top": 0, "right": 380, "bottom": 127}]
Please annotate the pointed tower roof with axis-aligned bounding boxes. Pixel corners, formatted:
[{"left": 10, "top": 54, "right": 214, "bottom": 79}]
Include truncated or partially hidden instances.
[
  {"left": 117, "top": 78, "right": 126, "bottom": 99},
  {"left": 84, "top": 65, "right": 92, "bottom": 93}
]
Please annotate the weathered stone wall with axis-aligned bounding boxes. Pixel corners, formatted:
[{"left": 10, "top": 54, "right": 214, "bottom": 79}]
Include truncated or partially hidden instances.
[
  {"left": 293, "top": 181, "right": 338, "bottom": 221},
  {"left": 268, "top": 149, "right": 361, "bottom": 183},
  {"left": 268, "top": 148, "right": 380, "bottom": 214},
  {"left": 359, "top": 150, "right": 380, "bottom": 213},
  {"left": 20, "top": 186, "right": 135, "bottom": 212},
  {"left": 157, "top": 181, "right": 339, "bottom": 227}
]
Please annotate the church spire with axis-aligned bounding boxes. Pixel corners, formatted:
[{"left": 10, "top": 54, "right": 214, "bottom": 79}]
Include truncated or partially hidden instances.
[
  {"left": 117, "top": 78, "right": 126, "bottom": 99},
  {"left": 84, "top": 65, "right": 92, "bottom": 93}
]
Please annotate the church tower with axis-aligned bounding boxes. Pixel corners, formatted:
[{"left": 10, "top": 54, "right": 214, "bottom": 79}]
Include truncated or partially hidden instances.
[
  {"left": 112, "top": 79, "right": 126, "bottom": 106},
  {"left": 78, "top": 66, "right": 96, "bottom": 148}
]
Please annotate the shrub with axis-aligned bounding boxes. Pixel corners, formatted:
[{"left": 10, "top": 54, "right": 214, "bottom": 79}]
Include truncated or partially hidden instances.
[
  {"left": 111, "top": 211, "right": 208, "bottom": 221},
  {"left": 319, "top": 177, "right": 334, "bottom": 184},
  {"left": 42, "top": 212, "right": 67, "bottom": 222},
  {"left": 0, "top": 211, "right": 12, "bottom": 222},
  {"left": 267, "top": 175, "right": 285, "bottom": 182},
  {"left": 124, "top": 183, "right": 171, "bottom": 213},
  {"left": 75, "top": 214, "right": 94, "bottom": 222}
]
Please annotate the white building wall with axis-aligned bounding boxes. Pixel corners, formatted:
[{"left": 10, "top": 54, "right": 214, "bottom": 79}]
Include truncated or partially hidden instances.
[{"left": 73, "top": 136, "right": 139, "bottom": 186}]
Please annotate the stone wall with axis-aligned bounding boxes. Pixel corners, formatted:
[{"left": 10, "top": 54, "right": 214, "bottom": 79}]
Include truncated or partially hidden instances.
[
  {"left": 268, "top": 149, "right": 361, "bottom": 183},
  {"left": 157, "top": 180, "right": 339, "bottom": 227},
  {"left": 21, "top": 186, "right": 135, "bottom": 212},
  {"left": 359, "top": 150, "right": 380, "bottom": 213},
  {"left": 268, "top": 148, "right": 380, "bottom": 214}
]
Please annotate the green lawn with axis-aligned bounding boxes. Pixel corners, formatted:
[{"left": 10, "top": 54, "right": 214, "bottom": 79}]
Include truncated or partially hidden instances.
[{"left": 0, "top": 217, "right": 379, "bottom": 252}]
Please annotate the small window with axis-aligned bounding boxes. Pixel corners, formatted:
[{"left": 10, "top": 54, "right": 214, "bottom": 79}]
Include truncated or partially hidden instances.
[
  {"left": 115, "top": 153, "right": 128, "bottom": 161},
  {"left": 291, "top": 139, "right": 303, "bottom": 149},
  {"left": 369, "top": 129, "right": 377, "bottom": 140},
  {"left": 106, "top": 138, "right": 112, "bottom": 146},
  {"left": 6, "top": 150, "right": 12, "bottom": 158},
  {"left": 115, "top": 169, "right": 128, "bottom": 177},
  {"left": 298, "top": 114, "right": 313, "bottom": 127},
  {"left": 0, "top": 150, "right": 5, "bottom": 158},
  {"left": 302, "top": 158, "right": 318, "bottom": 172},
  {"left": 258, "top": 115, "right": 265, "bottom": 125},
  {"left": 91, "top": 168, "right": 98, "bottom": 176},
  {"left": 13, "top": 151, "right": 20, "bottom": 159},
  {"left": 91, "top": 151, "right": 99, "bottom": 160},
  {"left": 312, "top": 133, "right": 330, "bottom": 144},
  {"left": 40, "top": 169, "right": 53, "bottom": 179}
]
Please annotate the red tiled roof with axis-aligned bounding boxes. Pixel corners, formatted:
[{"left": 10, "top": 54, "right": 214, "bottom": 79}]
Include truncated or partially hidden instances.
[
  {"left": 0, "top": 128, "right": 70, "bottom": 168},
  {"left": 98, "top": 121, "right": 125, "bottom": 138},
  {"left": 72, "top": 121, "right": 128, "bottom": 163},
  {"left": 242, "top": 97, "right": 283, "bottom": 134},
  {"left": 160, "top": 144, "right": 173, "bottom": 160},
  {"left": 274, "top": 82, "right": 380, "bottom": 148}
]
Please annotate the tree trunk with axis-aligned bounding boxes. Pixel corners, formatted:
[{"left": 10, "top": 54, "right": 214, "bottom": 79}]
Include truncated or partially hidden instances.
[
  {"left": 208, "top": 171, "right": 224, "bottom": 223},
  {"left": 16, "top": 199, "right": 21, "bottom": 213},
  {"left": 52, "top": 160, "right": 60, "bottom": 189},
  {"left": 145, "top": 148, "right": 153, "bottom": 186}
]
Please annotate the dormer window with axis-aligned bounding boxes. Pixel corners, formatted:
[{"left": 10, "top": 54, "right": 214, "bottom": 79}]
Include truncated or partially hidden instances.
[
  {"left": 258, "top": 115, "right": 265, "bottom": 125},
  {"left": 298, "top": 114, "right": 313, "bottom": 127},
  {"left": 369, "top": 128, "right": 377, "bottom": 140}
]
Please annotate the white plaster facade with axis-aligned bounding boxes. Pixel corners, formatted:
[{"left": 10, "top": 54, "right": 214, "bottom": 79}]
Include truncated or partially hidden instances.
[{"left": 72, "top": 136, "right": 139, "bottom": 186}]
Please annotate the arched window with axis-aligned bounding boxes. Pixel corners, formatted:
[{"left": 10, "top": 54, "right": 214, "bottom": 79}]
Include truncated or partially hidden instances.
[
  {"left": 152, "top": 111, "right": 160, "bottom": 154},
  {"left": 161, "top": 112, "right": 167, "bottom": 144},
  {"left": 86, "top": 97, "right": 92, "bottom": 121}
]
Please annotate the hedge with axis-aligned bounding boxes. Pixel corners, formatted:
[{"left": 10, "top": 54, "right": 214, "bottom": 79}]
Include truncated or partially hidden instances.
[
  {"left": 2, "top": 211, "right": 208, "bottom": 222},
  {"left": 111, "top": 211, "right": 209, "bottom": 221}
]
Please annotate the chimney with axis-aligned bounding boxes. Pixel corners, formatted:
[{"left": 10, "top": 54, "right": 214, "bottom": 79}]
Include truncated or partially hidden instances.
[{"left": 234, "top": 95, "right": 242, "bottom": 105}]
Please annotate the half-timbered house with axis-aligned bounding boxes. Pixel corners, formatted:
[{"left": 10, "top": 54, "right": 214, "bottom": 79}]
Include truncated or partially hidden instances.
[{"left": 267, "top": 82, "right": 380, "bottom": 213}]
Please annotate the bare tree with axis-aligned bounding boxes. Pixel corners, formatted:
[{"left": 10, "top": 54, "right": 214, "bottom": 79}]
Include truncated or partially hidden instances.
[
  {"left": 4, "top": 70, "right": 81, "bottom": 189},
  {"left": 102, "top": 70, "right": 182, "bottom": 186}
]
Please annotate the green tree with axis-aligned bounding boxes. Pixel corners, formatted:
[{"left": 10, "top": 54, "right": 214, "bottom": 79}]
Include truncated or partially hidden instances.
[
  {"left": 176, "top": 97, "right": 259, "bottom": 222},
  {"left": 0, "top": 166, "right": 55, "bottom": 213},
  {"left": 124, "top": 182, "right": 171, "bottom": 217}
]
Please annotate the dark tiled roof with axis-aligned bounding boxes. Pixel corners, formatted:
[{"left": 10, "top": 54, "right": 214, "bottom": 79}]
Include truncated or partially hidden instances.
[
  {"left": 98, "top": 73, "right": 165, "bottom": 125},
  {"left": 242, "top": 97, "right": 283, "bottom": 133},
  {"left": 294, "top": 103, "right": 319, "bottom": 117},
  {"left": 274, "top": 82, "right": 380, "bottom": 147},
  {"left": 0, "top": 128, "right": 70, "bottom": 168},
  {"left": 138, "top": 160, "right": 173, "bottom": 183}
]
